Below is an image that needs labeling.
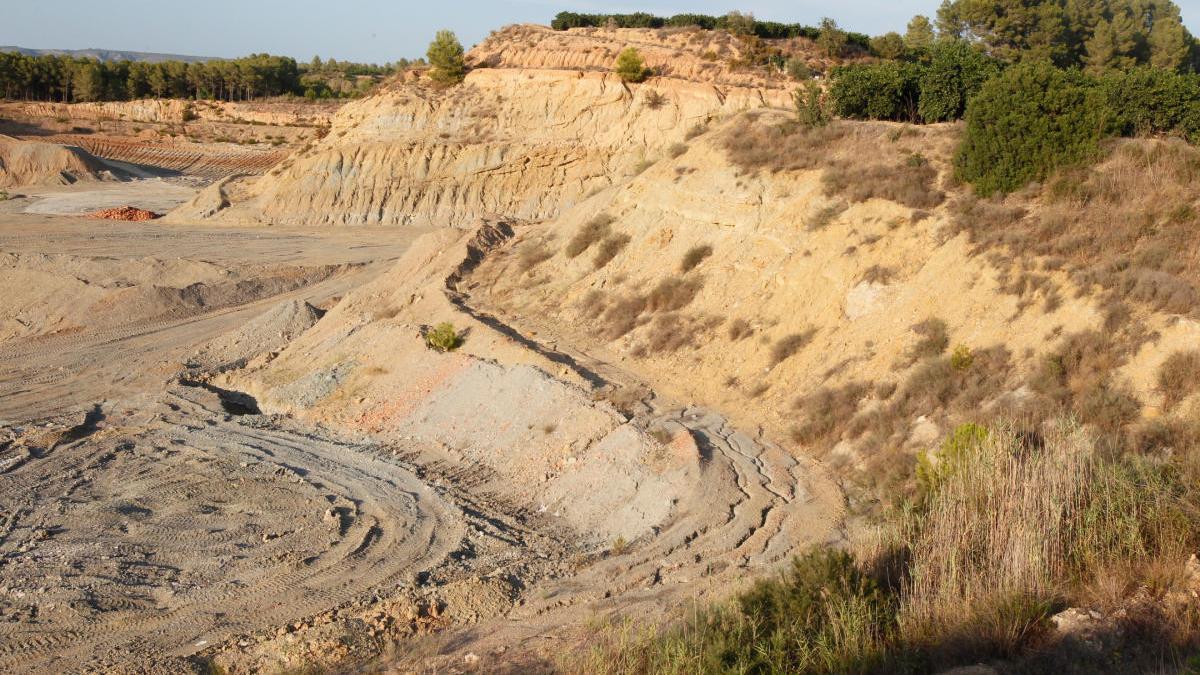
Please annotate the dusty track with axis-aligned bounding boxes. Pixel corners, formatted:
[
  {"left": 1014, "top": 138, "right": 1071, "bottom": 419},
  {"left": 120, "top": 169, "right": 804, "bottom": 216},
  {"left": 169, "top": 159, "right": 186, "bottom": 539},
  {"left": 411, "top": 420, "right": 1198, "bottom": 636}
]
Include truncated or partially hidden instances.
[{"left": 0, "top": 385, "right": 470, "bottom": 673}]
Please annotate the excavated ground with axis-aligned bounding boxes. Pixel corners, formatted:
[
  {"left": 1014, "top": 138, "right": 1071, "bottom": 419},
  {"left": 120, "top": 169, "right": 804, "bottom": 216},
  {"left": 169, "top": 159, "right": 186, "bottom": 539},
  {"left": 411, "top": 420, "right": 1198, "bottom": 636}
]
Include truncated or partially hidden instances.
[{"left": 0, "top": 193, "right": 844, "bottom": 671}]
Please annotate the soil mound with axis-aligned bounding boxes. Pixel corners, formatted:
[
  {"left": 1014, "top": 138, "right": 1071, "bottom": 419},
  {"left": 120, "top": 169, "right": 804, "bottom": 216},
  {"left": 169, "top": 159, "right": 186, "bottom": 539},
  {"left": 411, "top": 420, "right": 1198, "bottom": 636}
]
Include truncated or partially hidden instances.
[
  {"left": 191, "top": 298, "right": 323, "bottom": 371},
  {"left": 0, "top": 135, "right": 124, "bottom": 188},
  {"left": 86, "top": 205, "right": 162, "bottom": 221}
]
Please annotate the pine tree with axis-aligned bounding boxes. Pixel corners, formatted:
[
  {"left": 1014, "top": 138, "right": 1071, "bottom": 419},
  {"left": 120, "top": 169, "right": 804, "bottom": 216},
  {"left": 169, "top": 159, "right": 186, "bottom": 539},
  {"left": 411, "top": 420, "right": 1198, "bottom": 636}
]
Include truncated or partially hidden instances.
[
  {"left": 426, "top": 30, "right": 466, "bottom": 85},
  {"left": 872, "top": 33, "right": 907, "bottom": 60},
  {"left": 614, "top": 47, "right": 649, "bottom": 83},
  {"left": 1149, "top": 15, "right": 1191, "bottom": 70},
  {"left": 906, "top": 15, "right": 936, "bottom": 53},
  {"left": 817, "top": 18, "right": 848, "bottom": 58}
]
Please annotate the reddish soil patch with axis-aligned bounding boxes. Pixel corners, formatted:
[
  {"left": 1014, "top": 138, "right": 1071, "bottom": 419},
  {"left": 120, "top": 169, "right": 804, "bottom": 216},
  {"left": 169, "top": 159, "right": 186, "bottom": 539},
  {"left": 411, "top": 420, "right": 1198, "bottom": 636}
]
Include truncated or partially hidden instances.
[{"left": 86, "top": 205, "right": 162, "bottom": 221}]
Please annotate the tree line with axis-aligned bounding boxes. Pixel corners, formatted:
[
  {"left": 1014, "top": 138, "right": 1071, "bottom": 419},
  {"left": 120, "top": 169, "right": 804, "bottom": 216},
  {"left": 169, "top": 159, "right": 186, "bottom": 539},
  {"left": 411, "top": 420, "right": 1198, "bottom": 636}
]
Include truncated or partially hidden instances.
[
  {"left": 0, "top": 51, "right": 420, "bottom": 103},
  {"left": 814, "top": 0, "right": 1200, "bottom": 195},
  {"left": 550, "top": 11, "right": 872, "bottom": 51}
]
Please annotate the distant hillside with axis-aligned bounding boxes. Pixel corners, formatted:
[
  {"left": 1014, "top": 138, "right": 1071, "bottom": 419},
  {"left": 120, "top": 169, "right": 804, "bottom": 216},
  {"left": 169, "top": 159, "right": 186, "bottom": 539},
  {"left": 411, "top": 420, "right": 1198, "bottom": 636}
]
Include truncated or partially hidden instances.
[{"left": 0, "top": 46, "right": 215, "bottom": 63}]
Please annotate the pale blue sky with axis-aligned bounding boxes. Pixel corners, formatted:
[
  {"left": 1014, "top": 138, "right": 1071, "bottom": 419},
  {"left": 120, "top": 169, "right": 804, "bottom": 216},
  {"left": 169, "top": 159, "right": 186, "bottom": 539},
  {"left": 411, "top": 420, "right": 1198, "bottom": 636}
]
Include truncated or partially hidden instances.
[{"left": 2, "top": 1, "right": 1198, "bottom": 64}]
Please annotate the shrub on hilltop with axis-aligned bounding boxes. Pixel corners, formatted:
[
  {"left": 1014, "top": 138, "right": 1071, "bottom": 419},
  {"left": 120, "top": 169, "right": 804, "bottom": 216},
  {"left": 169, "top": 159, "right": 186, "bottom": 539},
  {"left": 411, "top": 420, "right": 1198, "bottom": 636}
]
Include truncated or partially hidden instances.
[
  {"left": 426, "top": 29, "right": 466, "bottom": 85},
  {"left": 956, "top": 61, "right": 1112, "bottom": 196}
]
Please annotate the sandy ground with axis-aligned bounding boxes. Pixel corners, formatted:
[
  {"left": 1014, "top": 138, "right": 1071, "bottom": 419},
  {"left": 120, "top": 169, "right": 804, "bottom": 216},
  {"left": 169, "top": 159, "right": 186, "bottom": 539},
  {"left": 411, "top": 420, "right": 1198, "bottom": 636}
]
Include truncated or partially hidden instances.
[
  {"left": 0, "top": 180, "right": 844, "bottom": 672},
  {"left": 16, "top": 179, "right": 202, "bottom": 216},
  {"left": 0, "top": 209, "right": 426, "bottom": 422}
]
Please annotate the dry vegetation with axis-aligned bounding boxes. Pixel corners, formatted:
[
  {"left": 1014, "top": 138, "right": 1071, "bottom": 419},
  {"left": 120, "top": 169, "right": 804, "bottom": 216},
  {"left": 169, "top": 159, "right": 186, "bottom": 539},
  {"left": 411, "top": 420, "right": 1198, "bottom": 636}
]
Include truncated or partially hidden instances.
[
  {"left": 581, "top": 276, "right": 707, "bottom": 340},
  {"left": 576, "top": 421, "right": 1200, "bottom": 674},
  {"left": 1159, "top": 350, "right": 1200, "bottom": 411},
  {"left": 951, "top": 139, "right": 1200, "bottom": 317},
  {"left": 679, "top": 244, "right": 713, "bottom": 273},
  {"left": 723, "top": 116, "right": 947, "bottom": 211},
  {"left": 566, "top": 213, "right": 615, "bottom": 258}
]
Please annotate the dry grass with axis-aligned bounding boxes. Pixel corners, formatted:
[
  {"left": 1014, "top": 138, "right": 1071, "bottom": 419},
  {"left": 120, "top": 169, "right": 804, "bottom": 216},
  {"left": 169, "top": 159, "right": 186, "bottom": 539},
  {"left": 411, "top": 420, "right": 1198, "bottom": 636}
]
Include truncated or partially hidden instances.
[
  {"left": 860, "top": 264, "right": 895, "bottom": 284},
  {"left": 679, "top": 244, "right": 713, "bottom": 273},
  {"left": 565, "top": 214, "right": 615, "bottom": 258},
  {"left": 908, "top": 318, "right": 949, "bottom": 362},
  {"left": 667, "top": 142, "right": 688, "bottom": 158},
  {"left": 576, "top": 419, "right": 1200, "bottom": 673},
  {"left": 723, "top": 117, "right": 847, "bottom": 174},
  {"left": 593, "top": 233, "right": 631, "bottom": 269},
  {"left": 823, "top": 159, "right": 945, "bottom": 209},
  {"left": 1159, "top": 350, "right": 1200, "bottom": 411},
  {"left": 770, "top": 329, "right": 816, "bottom": 366},
  {"left": 806, "top": 202, "right": 848, "bottom": 231},
  {"left": 517, "top": 241, "right": 554, "bottom": 272},
  {"left": 728, "top": 318, "right": 754, "bottom": 341},
  {"left": 644, "top": 277, "right": 704, "bottom": 313},
  {"left": 951, "top": 139, "right": 1200, "bottom": 317},
  {"left": 634, "top": 313, "right": 722, "bottom": 355},
  {"left": 791, "top": 381, "right": 869, "bottom": 445},
  {"left": 1030, "top": 330, "right": 1142, "bottom": 443},
  {"left": 591, "top": 277, "right": 706, "bottom": 340}
]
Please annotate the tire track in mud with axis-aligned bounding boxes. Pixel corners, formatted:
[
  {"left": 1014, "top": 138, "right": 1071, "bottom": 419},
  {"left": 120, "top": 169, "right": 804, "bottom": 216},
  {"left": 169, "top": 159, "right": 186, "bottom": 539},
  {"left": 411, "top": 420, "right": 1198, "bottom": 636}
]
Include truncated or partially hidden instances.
[{"left": 0, "top": 386, "right": 468, "bottom": 674}]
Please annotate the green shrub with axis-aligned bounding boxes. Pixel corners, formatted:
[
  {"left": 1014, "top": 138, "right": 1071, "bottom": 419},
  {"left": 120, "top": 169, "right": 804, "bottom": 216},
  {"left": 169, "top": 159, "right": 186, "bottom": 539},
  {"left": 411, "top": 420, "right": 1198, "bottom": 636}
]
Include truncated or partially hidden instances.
[
  {"left": 956, "top": 61, "right": 1113, "bottom": 196},
  {"left": 427, "top": 30, "right": 466, "bottom": 84},
  {"left": 915, "top": 422, "right": 989, "bottom": 499},
  {"left": 1099, "top": 67, "right": 1200, "bottom": 142},
  {"left": 425, "top": 322, "right": 462, "bottom": 352},
  {"left": 574, "top": 549, "right": 896, "bottom": 674},
  {"left": 917, "top": 40, "right": 1001, "bottom": 123},
  {"left": 871, "top": 32, "right": 907, "bottom": 60},
  {"left": 829, "top": 61, "right": 923, "bottom": 122},
  {"left": 0, "top": 190, "right": 8, "bottom": 202},
  {"left": 793, "top": 81, "right": 830, "bottom": 128},
  {"left": 949, "top": 345, "right": 974, "bottom": 371},
  {"left": 615, "top": 47, "right": 651, "bottom": 83},
  {"left": 786, "top": 57, "right": 811, "bottom": 80}
]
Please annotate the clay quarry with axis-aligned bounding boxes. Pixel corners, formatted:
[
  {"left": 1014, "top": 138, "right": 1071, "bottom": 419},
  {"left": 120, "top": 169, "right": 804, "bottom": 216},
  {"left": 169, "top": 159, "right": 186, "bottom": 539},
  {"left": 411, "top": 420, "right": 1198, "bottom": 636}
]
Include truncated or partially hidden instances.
[{"left": 3, "top": 8, "right": 1200, "bottom": 674}]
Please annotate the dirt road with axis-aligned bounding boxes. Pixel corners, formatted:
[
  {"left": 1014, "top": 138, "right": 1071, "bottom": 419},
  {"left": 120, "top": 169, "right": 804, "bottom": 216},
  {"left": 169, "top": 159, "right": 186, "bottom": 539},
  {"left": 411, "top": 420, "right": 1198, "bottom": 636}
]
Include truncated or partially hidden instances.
[{"left": 0, "top": 214, "right": 427, "bottom": 421}]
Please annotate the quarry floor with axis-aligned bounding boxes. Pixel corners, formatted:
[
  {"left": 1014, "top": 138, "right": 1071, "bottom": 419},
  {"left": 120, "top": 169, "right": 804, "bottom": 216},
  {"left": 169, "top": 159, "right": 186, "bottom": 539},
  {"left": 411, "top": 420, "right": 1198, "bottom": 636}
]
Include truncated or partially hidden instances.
[{"left": 0, "top": 178, "right": 842, "bottom": 672}]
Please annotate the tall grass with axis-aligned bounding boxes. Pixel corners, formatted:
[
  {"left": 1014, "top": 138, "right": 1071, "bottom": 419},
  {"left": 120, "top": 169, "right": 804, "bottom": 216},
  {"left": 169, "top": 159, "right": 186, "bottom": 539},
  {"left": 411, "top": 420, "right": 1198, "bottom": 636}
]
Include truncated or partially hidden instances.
[{"left": 573, "top": 420, "right": 1200, "bottom": 673}]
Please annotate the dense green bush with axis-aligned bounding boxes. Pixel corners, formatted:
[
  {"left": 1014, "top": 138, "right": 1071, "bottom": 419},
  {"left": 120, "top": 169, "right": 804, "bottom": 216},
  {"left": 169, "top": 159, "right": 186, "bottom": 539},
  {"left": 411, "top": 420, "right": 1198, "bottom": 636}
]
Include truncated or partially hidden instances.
[
  {"left": 793, "top": 81, "right": 830, "bottom": 128},
  {"left": 1099, "top": 67, "right": 1200, "bottom": 141},
  {"left": 614, "top": 47, "right": 650, "bottom": 83},
  {"left": 829, "top": 61, "right": 923, "bottom": 121},
  {"left": 918, "top": 41, "right": 1001, "bottom": 123},
  {"left": 425, "top": 322, "right": 462, "bottom": 352},
  {"left": 956, "top": 61, "right": 1112, "bottom": 196}
]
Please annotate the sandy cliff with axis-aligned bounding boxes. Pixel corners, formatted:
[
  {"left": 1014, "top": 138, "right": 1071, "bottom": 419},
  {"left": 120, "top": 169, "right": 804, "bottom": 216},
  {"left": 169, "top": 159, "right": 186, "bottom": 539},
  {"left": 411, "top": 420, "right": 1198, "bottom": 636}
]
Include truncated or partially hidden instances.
[{"left": 175, "top": 24, "right": 798, "bottom": 227}]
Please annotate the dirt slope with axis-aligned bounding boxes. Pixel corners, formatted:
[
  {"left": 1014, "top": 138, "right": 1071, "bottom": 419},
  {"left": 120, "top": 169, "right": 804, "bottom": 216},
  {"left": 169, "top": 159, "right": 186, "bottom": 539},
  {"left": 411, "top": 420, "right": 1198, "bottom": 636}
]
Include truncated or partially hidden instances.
[
  {"left": 175, "top": 25, "right": 797, "bottom": 227},
  {"left": 0, "top": 135, "right": 126, "bottom": 188}
]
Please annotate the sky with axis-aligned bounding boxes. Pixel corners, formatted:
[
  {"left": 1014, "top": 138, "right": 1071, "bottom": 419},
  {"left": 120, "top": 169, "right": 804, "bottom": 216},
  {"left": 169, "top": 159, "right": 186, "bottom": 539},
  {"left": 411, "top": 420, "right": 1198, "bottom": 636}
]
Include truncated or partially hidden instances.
[{"left": 2, "top": 0, "right": 1199, "bottom": 65}]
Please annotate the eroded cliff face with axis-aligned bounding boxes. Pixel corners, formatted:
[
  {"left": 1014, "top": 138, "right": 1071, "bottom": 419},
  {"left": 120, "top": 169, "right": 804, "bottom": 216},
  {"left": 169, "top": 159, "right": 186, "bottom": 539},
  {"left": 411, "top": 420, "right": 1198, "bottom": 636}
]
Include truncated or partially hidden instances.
[{"left": 180, "top": 24, "right": 796, "bottom": 227}]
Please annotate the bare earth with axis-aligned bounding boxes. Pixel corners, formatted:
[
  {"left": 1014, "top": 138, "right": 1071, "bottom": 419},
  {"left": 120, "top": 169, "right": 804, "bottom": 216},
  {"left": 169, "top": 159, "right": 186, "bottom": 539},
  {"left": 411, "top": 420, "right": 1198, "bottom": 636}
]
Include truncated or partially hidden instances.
[
  {"left": 0, "top": 209, "right": 425, "bottom": 422},
  {"left": 0, "top": 71, "right": 847, "bottom": 671}
]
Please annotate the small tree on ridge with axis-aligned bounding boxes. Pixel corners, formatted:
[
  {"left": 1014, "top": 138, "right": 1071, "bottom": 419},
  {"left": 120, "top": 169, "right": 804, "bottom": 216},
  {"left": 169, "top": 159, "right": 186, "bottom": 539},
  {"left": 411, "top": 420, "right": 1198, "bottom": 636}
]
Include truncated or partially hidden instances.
[
  {"left": 615, "top": 47, "right": 650, "bottom": 83},
  {"left": 427, "top": 30, "right": 466, "bottom": 85}
]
